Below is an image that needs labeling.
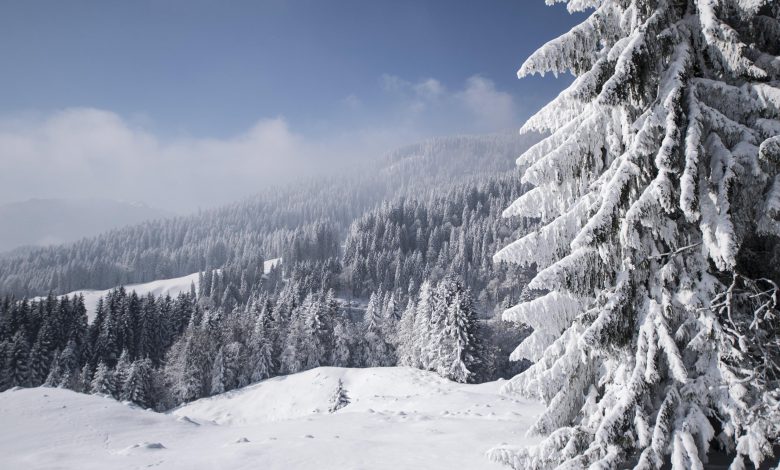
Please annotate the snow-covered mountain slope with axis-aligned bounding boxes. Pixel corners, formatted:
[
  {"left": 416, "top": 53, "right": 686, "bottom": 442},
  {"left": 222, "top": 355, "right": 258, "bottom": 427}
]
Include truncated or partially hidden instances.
[
  {"left": 38, "top": 257, "right": 281, "bottom": 321},
  {"left": 0, "top": 367, "right": 543, "bottom": 470}
]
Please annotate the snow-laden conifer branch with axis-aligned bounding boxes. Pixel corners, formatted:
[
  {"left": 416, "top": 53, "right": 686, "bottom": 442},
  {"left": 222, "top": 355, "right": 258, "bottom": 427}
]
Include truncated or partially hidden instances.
[{"left": 492, "top": 0, "right": 780, "bottom": 468}]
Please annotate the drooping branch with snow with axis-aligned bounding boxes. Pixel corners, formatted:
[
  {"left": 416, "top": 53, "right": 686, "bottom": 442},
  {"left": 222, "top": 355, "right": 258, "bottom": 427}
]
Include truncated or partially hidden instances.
[{"left": 491, "top": 0, "right": 780, "bottom": 468}]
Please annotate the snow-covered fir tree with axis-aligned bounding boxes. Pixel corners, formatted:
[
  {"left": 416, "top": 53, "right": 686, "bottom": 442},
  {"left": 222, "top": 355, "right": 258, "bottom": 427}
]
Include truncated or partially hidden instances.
[
  {"left": 362, "top": 292, "right": 393, "bottom": 367},
  {"left": 210, "top": 346, "right": 226, "bottom": 395},
  {"left": 438, "top": 289, "right": 481, "bottom": 383},
  {"left": 328, "top": 378, "right": 351, "bottom": 413},
  {"left": 249, "top": 302, "right": 275, "bottom": 382},
  {"left": 90, "top": 361, "right": 116, "bottom": 397},
  {"left": 491, "top": 1, "right": 780, "bottom": 469},
  {"left": 396, "top": 299, "right": 418, "bottom": 367},
  {"left": 121, "top": 359, "right": 153, "bottom": 408}
]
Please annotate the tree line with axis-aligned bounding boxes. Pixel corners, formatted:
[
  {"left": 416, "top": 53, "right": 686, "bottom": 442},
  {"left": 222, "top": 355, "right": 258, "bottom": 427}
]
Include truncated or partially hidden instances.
[{"left": 0, "top": 273, "right": 521, "bottom": 410}]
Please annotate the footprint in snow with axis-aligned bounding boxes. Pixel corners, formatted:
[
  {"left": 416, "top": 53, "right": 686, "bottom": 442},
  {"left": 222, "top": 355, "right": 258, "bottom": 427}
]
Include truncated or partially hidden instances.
[{"left": 120, "top": 442, "right": 166, "bottom": 454}]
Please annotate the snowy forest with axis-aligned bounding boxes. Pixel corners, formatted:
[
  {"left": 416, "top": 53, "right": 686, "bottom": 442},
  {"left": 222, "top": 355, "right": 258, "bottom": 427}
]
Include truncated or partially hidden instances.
[
  {"left": 0, "top": 133, "right": 536, "bottom": 409},
  {"left": 2, "top": 1, "right": 780, "bottom": 469}
]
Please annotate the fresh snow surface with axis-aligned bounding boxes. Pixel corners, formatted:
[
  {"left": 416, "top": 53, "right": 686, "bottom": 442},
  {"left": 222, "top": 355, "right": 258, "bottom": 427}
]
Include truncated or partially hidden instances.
[
  {"left": 38, "top": 257, "right": 282, "bottom": 322},
  {"left": 0, "top": 366, "right": 543, "bottom": 470}
]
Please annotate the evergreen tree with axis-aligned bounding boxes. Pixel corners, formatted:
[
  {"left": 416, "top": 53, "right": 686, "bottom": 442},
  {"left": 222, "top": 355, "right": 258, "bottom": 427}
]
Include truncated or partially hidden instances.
[
  {"left": 43, "top": 350, "right": 62, "bottom": 388},
  {"left": 210, "top": 346, "right": 226, "bottom": 395},
  {"left": 113, "top": 349, "right": 132, "bottom": 398},
  {"left": 90, "top": 361, "right": 116, "bottom": 396},
  {"left": 279, "top": 303, "right": 306, "bottom": 374},
  {"left": 396, "top": 300, "right": 418, "bottom": 367},
  {"left": 328, "top": 378, "right": 350, "bottom": 413},
  {"left": 438, "top": 290, "right": 480, "bottom": 383},
  {"left": 6, "top": 330, "right": 30, "bottom": 388},
  {"left": 164, "top": 328, "right": 209, "bottom": 404},
  {"left": 121, "top": 359, "right": 152, "bottom": 408},
  {"left": 54, "top": 339, "right": 80, "bottom": 388},
  {"left": 413, "top": 281, "right": 435, "bottom": 370},
  {"left": 491, "top": 2, "right": 780, "bottom": 468},
  {"left": 249, "top": 297, "right": 276, "bottom": 381},
  {"left": 331, "top": 309, "right": 355, "bottom": 368},
  {"left": 362, "top": 292, "right": 392, "bottom": 367},
  {"left": 78, "top": 363, "right": 93, "bottom": 393}
]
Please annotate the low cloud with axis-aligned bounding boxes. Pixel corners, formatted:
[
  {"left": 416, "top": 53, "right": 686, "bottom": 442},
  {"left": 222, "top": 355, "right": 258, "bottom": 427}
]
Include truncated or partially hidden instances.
[
  {"left": 456, "top": 76, "right": 516, "bottom": 131},
  {"left": 0, "top": 109, "right": 331, "bottom": 212},
  {"left": 0, "top": 74, "right": 519, "bottom": 213}
]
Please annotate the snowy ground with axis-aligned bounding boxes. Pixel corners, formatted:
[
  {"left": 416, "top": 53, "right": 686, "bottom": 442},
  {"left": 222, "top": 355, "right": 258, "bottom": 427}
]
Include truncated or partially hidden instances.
[
  {"left": 35, "top": 257, "right": 282, "bottom": 321},
  {"left": 0, "top": 366, "right": 542, "bottom": 470}
]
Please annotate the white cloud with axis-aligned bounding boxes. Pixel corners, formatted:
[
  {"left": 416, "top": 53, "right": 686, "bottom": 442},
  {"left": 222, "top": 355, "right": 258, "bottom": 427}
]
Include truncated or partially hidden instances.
[
  {"left": 0, "top": 109, "right": 329, "bottom": 212},
  {"left": 342, "top": 94, "right": 362, "bottom": 110},
  {"left": 379, "top": 74, "right": 517, "bottom": 132},
  {"left": 0, "top": 75, "right": 518, "bottom": 212},
  {"left": 456, "top": 76, "right": 516, "bottom": 130},
  {"left": 413, "top": 78, "right": 445, "bottom": 101}
]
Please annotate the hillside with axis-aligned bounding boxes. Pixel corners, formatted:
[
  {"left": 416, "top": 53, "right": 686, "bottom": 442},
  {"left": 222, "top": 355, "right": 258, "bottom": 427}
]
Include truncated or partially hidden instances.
[
  {"left": 0, "top": 132, "right": 537, "bottom": 298},
  {"left": 0, "top": 367, "right": 543, "bottom": 470}
]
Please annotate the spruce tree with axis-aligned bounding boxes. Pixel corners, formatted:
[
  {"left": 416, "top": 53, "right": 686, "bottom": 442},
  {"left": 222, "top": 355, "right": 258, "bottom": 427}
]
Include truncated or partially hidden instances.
[
  {"left": 491, "top": 1, "right": 780, "bottom": 469},
  {"left": 6, "top": 330, "right": 30, "bottom": 388},
  {"left": 438, "top": 290, "right": 480, "bottom": 384},
  {"left": 328, "top": 378, "right": 350, "bottom": 413},
  {"left": 113, "top": 349, "right": 132, "bottom": 398},
  {"left": 210, "top": 346, "right": 226, "bottom": 395},
  {"left": 396, "top": 299, "right": 418, "bottom": 367},
  {"left": 362, "top": 292, "right": 392, "bottom": 367},
  {"left": 413, "top": 281, "right": 435, "bottom": 369},
  {"left": 122, "top": 359, "right": 152, "bottom": 408},
  {"left": 90, "top": 361, "right": 116, "bottom": 396}
]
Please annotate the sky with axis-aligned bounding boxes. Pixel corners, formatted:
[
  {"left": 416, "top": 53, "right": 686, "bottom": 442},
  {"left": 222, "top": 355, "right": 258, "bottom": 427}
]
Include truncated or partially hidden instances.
[{"left": 0, "top": 0, "right": 586, "bottom": 212}]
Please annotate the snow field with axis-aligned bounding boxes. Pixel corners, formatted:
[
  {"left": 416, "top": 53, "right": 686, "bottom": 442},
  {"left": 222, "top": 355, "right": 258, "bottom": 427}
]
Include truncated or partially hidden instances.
[{"left": 0, "top": 366, "right": 542, "bottom": 470}]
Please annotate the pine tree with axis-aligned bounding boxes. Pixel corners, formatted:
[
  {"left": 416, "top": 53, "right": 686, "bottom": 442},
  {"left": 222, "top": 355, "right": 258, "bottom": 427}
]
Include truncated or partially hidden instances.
[
  {"left": 302, "top": 294, "right": 328, "bottom": 369},
  {"left": 43, "top": 350, "right": 62, "bottom": 388},
  {"left": 113, "top": 349, "right": 131, "bottom": 398},
  {"left": 279, "top": 303, "right": 306, "bottom": 374},
  {"left": 210, "top": 346, "right": 226, "bottom": 395},
  {"left": 438, "top": 289, "right": 480, "bottom": 384},
  {"left": 163, "top": 328, "right": 208, "bottom": 403},
  {"left": 55, "top": 339, "right": 80, "bottom": 388},
  {"left": 249, "top": 296, "right": 276, "bottom": 381},
  {"left": 121, "top": 359, "right": 152, "bottom": 408},
  {"left": 331, "top": 309, "right": 355, "bottom": 368},
  {"left": 426, "top": 278, "right": 460, "bottom": 373},
  {"left": 6, "top": 330, "right": 30, "bottom": 388},
  {"left": 362, "top": 292, "right": 392, "bottom": 367},
  {"left": 328, "top": 378, "right": 350, "bottom": 413},
  {"left": 78, "top": 363, "right": 93, "bottom": 393},
  {"left": 249, "top": 325, "right": 274, "bottom": 382},
  {"left": 90, "top": 361, "right": 116, "bottom": 396},
  {"left": 491, "top": 2, "right": 780, "bottom": 469},
  {"left": 396, "top": 300, "right": 418, "bottom": 367},
  {"left": 413, "top": 281, "right": 435, "bottom": 370}
]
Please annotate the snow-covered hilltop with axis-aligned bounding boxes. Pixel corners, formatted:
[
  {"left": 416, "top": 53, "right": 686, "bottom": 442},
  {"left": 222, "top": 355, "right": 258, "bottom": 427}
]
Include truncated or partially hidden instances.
[{"left": 0, "top": 367, "right": 543, "bottom": 470}]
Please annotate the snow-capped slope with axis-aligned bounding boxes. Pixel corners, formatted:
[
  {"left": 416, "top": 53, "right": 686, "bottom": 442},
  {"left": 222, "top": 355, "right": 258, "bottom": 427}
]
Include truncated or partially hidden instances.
[
  {"left": 38, "top": 257, "right": 281, "bottom": 321},
  {"left": 0, "top": 367, "right": 543, "bottom": 470}
]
